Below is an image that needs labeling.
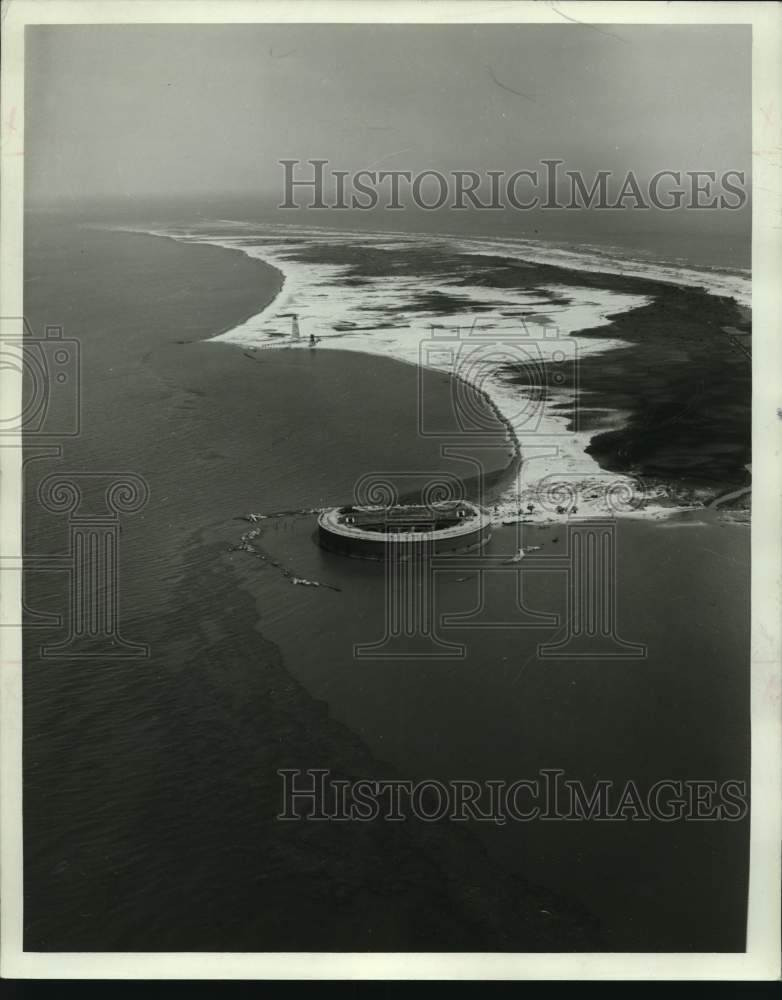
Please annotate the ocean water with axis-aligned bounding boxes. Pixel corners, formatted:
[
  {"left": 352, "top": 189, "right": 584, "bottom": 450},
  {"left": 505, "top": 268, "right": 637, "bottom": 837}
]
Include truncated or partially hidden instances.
[{"left": 22, "top": 214, "right": 750, "bottom": 953}]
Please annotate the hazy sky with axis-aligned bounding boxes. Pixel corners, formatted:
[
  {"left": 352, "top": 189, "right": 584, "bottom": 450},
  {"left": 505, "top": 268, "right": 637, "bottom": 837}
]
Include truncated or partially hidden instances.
[{"left": 25, "top": 23, "right": 751, "bottom": 204}]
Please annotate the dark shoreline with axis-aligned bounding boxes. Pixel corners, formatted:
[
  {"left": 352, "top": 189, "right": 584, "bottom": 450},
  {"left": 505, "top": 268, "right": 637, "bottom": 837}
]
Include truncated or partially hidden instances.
[
  {"left": 465, "top": 255, "right": 753, "bottom": 500},
  {"left": 577, "top": 288, "right": 751, "bottom": 497}
]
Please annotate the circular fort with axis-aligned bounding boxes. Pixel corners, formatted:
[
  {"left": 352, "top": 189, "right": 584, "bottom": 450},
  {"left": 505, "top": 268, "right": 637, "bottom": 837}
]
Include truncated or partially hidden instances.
[{"left": 317, "top": 500, "right": 491, "bottom": 560}]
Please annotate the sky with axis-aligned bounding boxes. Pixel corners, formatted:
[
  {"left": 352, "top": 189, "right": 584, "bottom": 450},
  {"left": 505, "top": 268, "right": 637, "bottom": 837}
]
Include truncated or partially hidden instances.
[{"left": 25, "top": 22, "right": 751, "bottom": 206}]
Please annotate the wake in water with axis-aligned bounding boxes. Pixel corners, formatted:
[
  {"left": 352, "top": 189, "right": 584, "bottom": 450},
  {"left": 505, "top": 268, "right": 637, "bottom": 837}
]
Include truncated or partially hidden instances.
[{"left": 119, "top": 220, "right": 751, "bottom": 522}]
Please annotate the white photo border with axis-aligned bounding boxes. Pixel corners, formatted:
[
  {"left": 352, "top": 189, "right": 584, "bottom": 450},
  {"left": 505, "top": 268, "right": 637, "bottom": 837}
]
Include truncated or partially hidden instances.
[{"left": 1, "top": 0, "right": 779, "bottom": 981}]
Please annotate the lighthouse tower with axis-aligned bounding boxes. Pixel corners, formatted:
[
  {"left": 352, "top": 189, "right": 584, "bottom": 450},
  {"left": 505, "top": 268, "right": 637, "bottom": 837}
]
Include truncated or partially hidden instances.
[{"left": 291, "top": 314, "right": 300, "bottom": 340}]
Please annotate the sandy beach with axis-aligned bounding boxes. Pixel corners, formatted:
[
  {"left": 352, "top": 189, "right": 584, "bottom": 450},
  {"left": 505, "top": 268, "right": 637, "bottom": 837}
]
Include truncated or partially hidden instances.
[{"left": 148, "top": 219, "right": 751, "bottom": 518}]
